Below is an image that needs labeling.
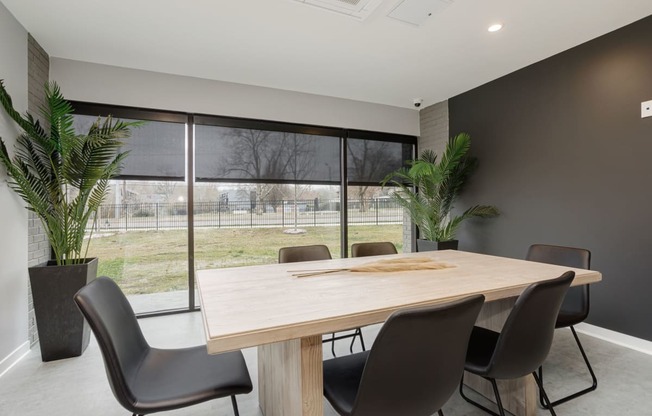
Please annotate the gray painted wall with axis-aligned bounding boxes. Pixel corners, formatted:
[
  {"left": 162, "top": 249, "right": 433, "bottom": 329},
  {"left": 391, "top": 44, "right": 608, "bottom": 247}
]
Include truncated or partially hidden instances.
[
  {"left": 50, "top": 59, "right": 419, "bottom": 136},
  {"left": 450, "top": 15, "right": 652, "bottom": 341},
  {"left": 0, "top": 2, "right": 29, "bottom": 370}
]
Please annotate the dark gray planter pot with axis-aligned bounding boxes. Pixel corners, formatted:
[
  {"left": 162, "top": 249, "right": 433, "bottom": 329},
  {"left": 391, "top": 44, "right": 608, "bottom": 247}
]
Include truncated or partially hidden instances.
[
  {"left": 416, "top": 239, "right": 459, "bottom": 252},
  {"left": 28, "top": 258, "right": 98, "bottom": 362}
]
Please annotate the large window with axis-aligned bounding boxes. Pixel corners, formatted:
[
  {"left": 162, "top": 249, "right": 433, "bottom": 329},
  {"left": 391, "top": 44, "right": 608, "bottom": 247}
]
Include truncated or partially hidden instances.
[
  {"left": 86, "top": 180, "right": 189, "bottom": 314},
  {"left": 193, "top": 118, "right": 343, "bottom": 277},
  {"left": 346, "top": 136, "right": 413, "bottom": 254},
  {"left": 74, "top": 103, "right": 416, "bottom": 315},
  {"left": 74, "top": 108, "right": 189, "bottom": 314}
]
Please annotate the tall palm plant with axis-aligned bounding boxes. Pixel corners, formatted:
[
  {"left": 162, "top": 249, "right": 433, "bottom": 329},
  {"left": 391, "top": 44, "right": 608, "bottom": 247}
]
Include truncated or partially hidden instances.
[
  {"left": 382, "top": 133, "right": 498, "bottom": 242},
  {"left": 0, "top": 80, "right": 138, "bottom": 265}
]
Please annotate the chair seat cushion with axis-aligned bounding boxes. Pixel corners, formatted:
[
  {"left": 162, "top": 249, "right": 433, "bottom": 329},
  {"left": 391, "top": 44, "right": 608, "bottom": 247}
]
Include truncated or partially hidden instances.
[
  {"left": 464, "top": 326, "right": 499, "bottom": 376},
  {"left": 323, "top": 351, "right": 370, "bottom": 416},
  {"left": 131, "top": 346, "right": 253, "bottom": 412}
]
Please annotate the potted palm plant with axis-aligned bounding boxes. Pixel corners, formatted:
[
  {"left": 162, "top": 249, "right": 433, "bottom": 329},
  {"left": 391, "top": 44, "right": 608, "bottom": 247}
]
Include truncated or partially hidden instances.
[
  {"left": 382, "top": 133, "right": 499, "bottom": 251},
  {"left": 0, "top": 80, "right": 138, "bottom": 361}
]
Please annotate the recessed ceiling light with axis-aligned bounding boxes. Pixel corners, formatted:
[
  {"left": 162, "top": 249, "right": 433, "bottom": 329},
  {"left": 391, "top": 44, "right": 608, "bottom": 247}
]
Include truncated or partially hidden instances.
[{"left": 488, "top": 23, "right": 503, "bottom": 32}]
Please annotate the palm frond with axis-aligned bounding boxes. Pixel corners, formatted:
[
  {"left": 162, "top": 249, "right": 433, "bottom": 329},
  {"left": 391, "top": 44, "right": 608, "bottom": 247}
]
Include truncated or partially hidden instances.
[
  {"left": 382, "top": 132, "right": 498, "bottom": 242},
  {"left": 0, "top": 80, "right": 137, "bottom": 264}
]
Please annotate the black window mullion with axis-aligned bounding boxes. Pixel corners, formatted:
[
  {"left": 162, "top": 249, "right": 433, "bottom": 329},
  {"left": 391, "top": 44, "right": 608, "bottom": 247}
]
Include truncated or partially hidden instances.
[
  {"left": 340, "top": 134, "right": 348, "bottom": 258},
  {"left": 187, "top": 115, "right": 196, "bottom": 311},
  {"left": 72, "top": 101, "right": 188, "bottom": 124}
]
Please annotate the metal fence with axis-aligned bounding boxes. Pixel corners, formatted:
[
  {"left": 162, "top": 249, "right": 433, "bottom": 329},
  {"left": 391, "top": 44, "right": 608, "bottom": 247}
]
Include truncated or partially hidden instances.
[{"left": 87, "top": 199, "right": 404, "bottom": 232}]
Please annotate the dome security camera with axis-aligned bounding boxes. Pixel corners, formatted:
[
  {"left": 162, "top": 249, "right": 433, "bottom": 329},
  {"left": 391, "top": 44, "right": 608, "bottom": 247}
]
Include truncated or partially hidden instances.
[{"left": 413, "top": 98, "right": 423, "bottom": 108}]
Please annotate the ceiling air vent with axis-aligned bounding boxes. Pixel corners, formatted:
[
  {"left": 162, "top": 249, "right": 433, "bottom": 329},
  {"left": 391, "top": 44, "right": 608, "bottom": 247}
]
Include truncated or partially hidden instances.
[
  {"left": 388, "top": 0, "right": 454, "bottom": 26},
  {"left": 292, "top": 0, "right": 385, "bottom": 21}
]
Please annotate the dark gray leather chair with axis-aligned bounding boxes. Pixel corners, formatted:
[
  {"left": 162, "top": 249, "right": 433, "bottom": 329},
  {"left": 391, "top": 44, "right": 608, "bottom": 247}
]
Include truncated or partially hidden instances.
[
  {"left": 347, "top": 241, "right": 399, "bottom": 353},
  {"left": 459, "top": 271, "right": 575, "bottom": 416},
  {"left": 278, "top": 244, "right": 364, "bottom": 356},
  {"left": 527, "top": 244, "right": 596, "bottom": 407},
  {"left": 74, "top": 277, "right": 252, "bottom": 416},
  {"left": 278, "top": 244, "right": 332, "bottom": 263},
  {"left": 351, "top": 242, "right": 398, "bottom": 258},
  {"left": 324, "top": 295, "right": 484, "bottom": 416}
]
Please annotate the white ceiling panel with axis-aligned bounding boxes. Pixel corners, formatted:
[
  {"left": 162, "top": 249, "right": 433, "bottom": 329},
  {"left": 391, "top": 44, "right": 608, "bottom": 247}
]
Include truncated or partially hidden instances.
[{"left": 2, "top": 0, "right": 652, "bottom": 109}]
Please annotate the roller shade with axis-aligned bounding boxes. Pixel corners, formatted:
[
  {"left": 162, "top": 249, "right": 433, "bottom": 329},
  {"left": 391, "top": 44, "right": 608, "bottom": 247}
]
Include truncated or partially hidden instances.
[
  {"left": 73, "top": 114, "right": 186, "bottom": 180},
  {"left": 347, "top": 138, "right": 412, "bottom": 185},
  {"left": 195, "top": 124, "right": 340, "bottom": 184}
]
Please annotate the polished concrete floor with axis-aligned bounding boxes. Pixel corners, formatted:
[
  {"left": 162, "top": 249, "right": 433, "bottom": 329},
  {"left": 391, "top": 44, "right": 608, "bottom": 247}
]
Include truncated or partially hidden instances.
[{"left": 1, "top": 311, "right": 651, "bottom": 416}]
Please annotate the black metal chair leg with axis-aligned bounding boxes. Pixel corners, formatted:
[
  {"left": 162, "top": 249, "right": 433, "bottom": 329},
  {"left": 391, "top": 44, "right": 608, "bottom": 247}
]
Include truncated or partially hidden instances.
[
  {"left": 327, "top": 329, "right": 368, "bottom": 357},
  {"left": 231, "top": 395, "right": 240, "bottom": 416},
  {"left": 538, "top": 364, "right": 545, "bottom": 407},
  {"left": 489, "top": 378, "right": 506, "bottom": 416},
  {"left": 459, "top": 374, "right": 503, "bottom": 416},
  {"left": 349, "top": 328, "right": 367, "bottom": 353},
  {"left": 438, "top": 410, "right": 445, "bottom": 416},
  {"left": 532, "top": 372, "right": 557, "bottom": 416},
  {"left": 540, "top": 326, "right": 598, "bottom": 408},
  {"left": 349, "top": 328, "right": 358, "bottom": 353}
]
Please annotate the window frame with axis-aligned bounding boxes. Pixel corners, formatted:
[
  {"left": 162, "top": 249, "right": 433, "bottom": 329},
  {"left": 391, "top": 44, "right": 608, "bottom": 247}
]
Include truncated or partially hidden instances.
[{"left": 71, "top": 101, "right": 417, "bottom": 317}]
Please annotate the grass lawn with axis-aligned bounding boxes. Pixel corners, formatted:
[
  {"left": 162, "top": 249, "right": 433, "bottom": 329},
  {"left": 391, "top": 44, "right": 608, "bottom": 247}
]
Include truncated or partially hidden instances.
[{"left": 88, "top": 225, "right": 403, "bottom": 294}]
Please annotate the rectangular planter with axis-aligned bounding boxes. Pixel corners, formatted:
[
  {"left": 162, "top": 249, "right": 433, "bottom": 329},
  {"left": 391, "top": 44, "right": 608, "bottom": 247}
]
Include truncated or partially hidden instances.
[
  {"left": 28, "top": 258, "right": 98, "bottom": 362},
  {"left": 416, "top": 239, "right": 459, "bottom": 252}
]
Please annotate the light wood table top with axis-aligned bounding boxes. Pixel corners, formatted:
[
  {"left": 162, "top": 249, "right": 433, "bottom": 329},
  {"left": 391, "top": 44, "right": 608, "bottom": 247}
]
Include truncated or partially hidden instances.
[{"left": 196, "top": 250, "right": 602, "bottom": 355}]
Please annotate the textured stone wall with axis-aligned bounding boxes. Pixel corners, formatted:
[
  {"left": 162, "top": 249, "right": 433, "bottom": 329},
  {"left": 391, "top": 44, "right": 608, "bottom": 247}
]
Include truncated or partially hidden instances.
[
  {"left": 402, "top": 211, "right": 413, "bottom": 253},
  {"left": 402, "top": 101, "right": 449, "bottom": 251},
  {"left": 27, "top": 34, "right": 49, "bottom": 347},
  {"left": 418, "top": 100, "right": 449, "bottom": 155}
]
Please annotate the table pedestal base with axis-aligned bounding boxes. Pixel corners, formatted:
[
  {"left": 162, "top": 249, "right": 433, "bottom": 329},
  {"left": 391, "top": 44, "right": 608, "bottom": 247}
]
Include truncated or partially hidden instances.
[{"left": 258, "top": 335, "right": 323, "bottom": 416}]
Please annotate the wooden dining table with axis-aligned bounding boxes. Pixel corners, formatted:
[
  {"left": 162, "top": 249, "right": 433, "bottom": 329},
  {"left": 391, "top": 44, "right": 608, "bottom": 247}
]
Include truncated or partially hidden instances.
[{"left": 196, "top": 250, "right": 602, "bottom": 416}]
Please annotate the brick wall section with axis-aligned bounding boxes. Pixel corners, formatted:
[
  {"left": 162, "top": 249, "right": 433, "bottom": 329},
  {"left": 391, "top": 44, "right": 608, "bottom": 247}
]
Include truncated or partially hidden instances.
[
  {"left": 28, "top": 34, "right": 49, "bottom": 120},
  {"left": 402, "top": 211, "right": 413, "bottom": 253},
  {"left": 418, "top": 100, "right": 449, "bottom": 155},
  {"left": 27, "top": 34, "right": 49, "bottom": 347},
  {"left": 401, "top": 101, "right": 449, "bottom": 251}
]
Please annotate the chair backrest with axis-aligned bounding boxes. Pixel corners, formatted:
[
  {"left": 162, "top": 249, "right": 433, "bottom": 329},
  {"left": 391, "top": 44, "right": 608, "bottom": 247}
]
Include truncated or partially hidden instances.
[
  {"left": 351, "top": 242, "right": 398, "bottom": 258},
  {"left": 74, "top": 277, "right": 149, "bottom": 410},
  {"left": 526, "top": 244, "right": 591, "bottom": 324},
  {"left": 278, "top": 244, "right": 332, "bottom": 263},
  {"left": 351, "top": 295, "right": 485, "bottom": 416},
  {"left": 488, "top": 271, "right": 575, "bottom": 379}
]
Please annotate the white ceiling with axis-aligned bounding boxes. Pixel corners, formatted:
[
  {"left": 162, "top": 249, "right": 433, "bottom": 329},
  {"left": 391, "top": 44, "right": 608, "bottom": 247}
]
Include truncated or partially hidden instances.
[{"left": 3, "top": 0, "right": 652, "bottom": 109}]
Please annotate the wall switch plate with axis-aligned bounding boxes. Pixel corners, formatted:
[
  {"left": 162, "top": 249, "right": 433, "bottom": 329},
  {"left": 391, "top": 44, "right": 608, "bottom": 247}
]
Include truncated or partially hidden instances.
[{"left": 642, "top": 100, "right": 652, "bottom": 118}]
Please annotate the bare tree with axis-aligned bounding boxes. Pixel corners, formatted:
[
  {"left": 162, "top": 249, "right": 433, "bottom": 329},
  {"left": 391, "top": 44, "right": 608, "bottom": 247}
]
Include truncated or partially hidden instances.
[
  {"left": 154, "top": 181, "right": 177, "bottom": 203},
  {"left": 219, "top": 129, "right": 317, "bottom": 220},
  {"left": 280, "top": 133, "right": 316, "bottom": 229},
  {"left": 220, "top": 129, "right": 285, "bottom": 213},
  {"left": 347, "top": 140, "right": 392, "bottom": 211}
]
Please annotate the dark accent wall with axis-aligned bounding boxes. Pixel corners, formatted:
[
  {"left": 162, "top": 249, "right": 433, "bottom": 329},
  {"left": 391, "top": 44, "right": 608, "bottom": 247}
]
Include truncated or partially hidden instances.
[{"left": 450, "top": 15, "right": 652, "bottom": 341}]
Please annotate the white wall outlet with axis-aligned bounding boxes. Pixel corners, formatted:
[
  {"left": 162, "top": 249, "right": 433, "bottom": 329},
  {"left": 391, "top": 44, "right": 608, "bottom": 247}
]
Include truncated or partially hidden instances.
[{"left": 642, "top": 100, "right": 652, "bottom": 118}]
